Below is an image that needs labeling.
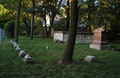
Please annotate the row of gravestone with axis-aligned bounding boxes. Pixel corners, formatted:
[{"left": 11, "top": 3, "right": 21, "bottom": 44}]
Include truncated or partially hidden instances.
[
  {"left": 10, "top": 40, "right": 33, "bottom": 64},
  {"left": 10, "top": 41, "right": 97, "bottom": 63},
  {"left": 0, "top": 28, "right": 5, "bottom": 43}
]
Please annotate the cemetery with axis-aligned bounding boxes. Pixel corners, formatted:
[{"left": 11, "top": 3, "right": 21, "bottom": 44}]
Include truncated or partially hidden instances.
[
  {"left": 0, "top": 0, "right": 120, "bottom": 78},
  {"left": 0, "top": 35, "right": 120, "bottom": 78}
]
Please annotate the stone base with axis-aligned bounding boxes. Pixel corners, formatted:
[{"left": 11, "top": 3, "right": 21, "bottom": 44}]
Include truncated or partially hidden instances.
[{"left": 90, "top": 44, "right": 110, "bottom": 50}]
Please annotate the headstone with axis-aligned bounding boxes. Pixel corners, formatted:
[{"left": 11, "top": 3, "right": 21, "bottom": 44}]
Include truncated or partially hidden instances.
[
  {"left": 10, "top": 40, "right": 13, "bottom": 43},
  {"left": 90, "top": 28, "right": 110, "bottom": 50},
  {"left": 23, "top": 54, "right": 33, "bottom": 63},
  {"left": 46, "top": 46, "right": 48, "bottom": 49},
  {"left": 19, "top": 50, "right": 26, "bottom": 58},
  {"left": 15, "top": 46, "right": 21, "bottom": 52},
  {"left": 12, "top": 42, "right": 16, "bottom": 45},
  {"left": 84, "top": 55, "right": 97, "bottom": 62},
  {"left": 13, "top": 43, "right": 18, "bottom": 48}
]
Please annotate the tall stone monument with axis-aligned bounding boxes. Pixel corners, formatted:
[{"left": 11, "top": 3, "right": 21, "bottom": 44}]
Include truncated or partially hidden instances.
[{"left": 90, "top": 28, "right": 110, "bottom": 50}]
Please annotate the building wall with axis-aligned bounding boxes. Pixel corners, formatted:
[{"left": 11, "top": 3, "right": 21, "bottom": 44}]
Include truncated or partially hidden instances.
[{"left": 54, "top": 31, "right": 93, "bottom": 43}]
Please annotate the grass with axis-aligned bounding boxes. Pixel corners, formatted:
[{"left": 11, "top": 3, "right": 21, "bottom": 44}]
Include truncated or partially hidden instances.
[{"left": 0, "top": 35, "right": 120, "bottom": 78}]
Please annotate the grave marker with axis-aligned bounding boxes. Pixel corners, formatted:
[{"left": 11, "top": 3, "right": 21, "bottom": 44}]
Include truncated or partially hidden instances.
[
  {"left": 23, "top": 54, "right": 33, "bottom": 63},
  {"left": 90, "top": 28, "right": 110, "bottom": 50}
]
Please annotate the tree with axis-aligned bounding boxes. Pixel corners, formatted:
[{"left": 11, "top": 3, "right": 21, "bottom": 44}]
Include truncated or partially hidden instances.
[
  {"left": 30, "top": 0, "right": 35, "bottom": 40},
  {"left": 66, "top": 0, "right": 70, "bottom": 29},
  {"left": 41, "top": 0, "right": 63, "bottom": 37},
  {"left": 14, "top": 0, "right": 21, "bottom": 42},
  {"left": 58, "top": 0, "right": 78, "bottom": 64}
]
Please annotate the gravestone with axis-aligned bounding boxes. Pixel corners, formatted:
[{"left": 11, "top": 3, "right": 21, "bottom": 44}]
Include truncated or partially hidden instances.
[
  {"left": 10, "top": 40, "right": 14, "bottom": 43},
  {"left": 0, "top": 28, "right": 5, "bottom": 43},
  {"left": 19, "top": 50, "right": 26, "bottom": 58},
  {"left": 1, "top": 29, "right": 4, "bottom": 39},
  {"left": 15, "top": 46, "right": 21, "bottom": 52},
  {"left": 46, "top": 46, "right": 48, "bottom": 49},
  {"left": 12, "top": 42, "right": 16, "bottom": 45},
  {"left": 13, "top": 43, "right": 19, "bottom": 48},
  {"left": 23, "top": 54, "right": 33, "bottom": 63},
  {"left": 90, "top": 28, "right": 110, "bottom": 50},
  {"left": 85, "top": 55, "right": 97, "bottom": 62}
]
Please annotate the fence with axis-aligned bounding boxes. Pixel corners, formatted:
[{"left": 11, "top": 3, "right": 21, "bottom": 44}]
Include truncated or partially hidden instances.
[{"left": 0, "top": 27, "right": 5, "bottom": 43}]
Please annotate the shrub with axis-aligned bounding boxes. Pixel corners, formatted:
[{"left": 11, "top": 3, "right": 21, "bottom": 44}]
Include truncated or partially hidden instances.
[
  {"left": 4, "top": 21, "right": 15, "bottom": 38},
  {"left": 107, "top": 19, "right": 120, "bottom": 42}
]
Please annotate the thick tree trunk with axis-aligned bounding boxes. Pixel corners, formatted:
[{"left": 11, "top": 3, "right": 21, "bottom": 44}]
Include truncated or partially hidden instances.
[
  {"left": 14, "top": 0, "right": 21, "bottom": 42},
  {"left": 58, "top": 0, "right": 78, "bottom": 64},
  {"left": 30, "top": 0, "right": 35, "bottom": 40},
  {"left": 66, "top": 0, "right": 70, "bottom": 30}
]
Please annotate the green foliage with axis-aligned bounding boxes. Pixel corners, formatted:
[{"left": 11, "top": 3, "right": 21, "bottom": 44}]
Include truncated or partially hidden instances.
[
  {"left": 4, "top": 21, "right": 15, "bottom": 38},
  {"left": 52, "top": 19, "right": 67, "bottom": 31},
  {"left": 0, "top": 36, "right": 120, "bottom": 78},
  {"left": 19, "top": 22, "right": 26, "bottom": 35},
  {"left": 107, "top": 19, "right": 120, "bottom": 41}
]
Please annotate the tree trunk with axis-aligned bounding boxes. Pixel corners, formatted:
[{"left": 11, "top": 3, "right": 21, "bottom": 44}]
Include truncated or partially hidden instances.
[
  {"left": 23, "top": 17, "right": 29, "bottom": 37},
  {"left": 49, "top": 14, "right": 54, "bottom": 38},
  {"left": 43, "top": 16, "right": 48, "bottom": 37},
  {"left": 14, "top": 0, "right": 21, "bottom": 43},
  {"left": 58, "top": 0, "right": 78, "bottom": 64},
  {"left": 88, "top": 4, "right": 91, "bottom": 32},
  {"left": 66, "top": 0, "right": 70, "bottom": 30},
  {"left": 30, "top": 0, "right": 35, "bottom": 40},
  {"left": 40, "top": 21, "right": 44, "bottom": 39}
]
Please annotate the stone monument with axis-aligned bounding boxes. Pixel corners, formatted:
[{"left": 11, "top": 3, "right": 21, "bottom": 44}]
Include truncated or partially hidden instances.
[
  {"left": 84, "top": 55, "right": 97, "bottom": 62},
  {"left": 19, "top": 50, "right": 26, "bottom": 58},
  {"left": 90, "top": 28, "right": 110, "bottom": 50},
  {"left": 23, "top": 54, "right": 33, "bottom": 63},
  {"left": 15, "top": 46, "right": 21, "bottom": 52}
]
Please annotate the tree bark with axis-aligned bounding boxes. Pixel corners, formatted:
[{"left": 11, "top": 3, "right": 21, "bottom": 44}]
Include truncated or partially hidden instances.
[
  {"left": 58, "top": 0, "right": 78, "bottom": 64},
  {"left": 23, "top": 17, "right": 29, "bottom": 37},
  {"left": 14, "top": 0, "right": 21, "bottom": 42},
  {"left": 43, "top": 16, "right": 48, "bottom": 37},
  {"left": 66, "top": 0, "right": 70, "bottom": 30},
  {"left": 88, "top": 3, "right": 91, "bottom": 32},
  {"left": 40, "top": 21, "right": 44, "bottom": 39},
  {"left": 30, "top": 0, "right": 35, "bottom": 40}
]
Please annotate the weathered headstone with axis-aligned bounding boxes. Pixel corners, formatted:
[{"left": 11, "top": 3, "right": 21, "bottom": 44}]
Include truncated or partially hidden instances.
[
  {"left": 13, "top": 43, "right": 18, "bottom": 48},
  {"left": 12, "top": 42, "right": 16, "bottom": 45},
  {"left": 90, "top": 28, "right": 110, "bottom": 50},
  {"left": 19, "top": 50, "right": 26, "bottom": 58},
  {"left": 0, "top": 28, "right": 5, "bottom": 43},
  {"left": 46, "top": 46, "right": 48, "bottom": 49},
  {"left": 84, "top": 55, "right": 97, "bottom": 62},
  {"left": 10, "top": 40, "right": 14, "bottom": 43},
  {"left": 23, "top": 54, "right": 33, "bottom": 63},
  {"left": 15, "top": 46, "right": 21, "bottom": 52}
]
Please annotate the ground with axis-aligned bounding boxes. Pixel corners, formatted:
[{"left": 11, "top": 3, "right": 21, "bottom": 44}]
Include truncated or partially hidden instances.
[{"left": 0, "top": 35, "right": 120, "bottom": 78}]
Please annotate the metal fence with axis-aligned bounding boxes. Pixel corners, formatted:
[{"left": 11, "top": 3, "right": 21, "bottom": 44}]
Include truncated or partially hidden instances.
[{"left": 0, "top": 27, "right": 5, "bottom": 43}]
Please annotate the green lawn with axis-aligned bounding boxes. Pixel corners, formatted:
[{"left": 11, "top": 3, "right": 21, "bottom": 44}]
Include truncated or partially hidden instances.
[{"left": 0, "top": 36, "right": 120, "bottom": 78}]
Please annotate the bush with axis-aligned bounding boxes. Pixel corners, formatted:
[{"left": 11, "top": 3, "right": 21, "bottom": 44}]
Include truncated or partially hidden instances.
[
  {"left": 4, "top": 21, "right": 15, "bottom": 38},
  {"left": 107, "top": 19, "right": 120, "bottom": 42}
]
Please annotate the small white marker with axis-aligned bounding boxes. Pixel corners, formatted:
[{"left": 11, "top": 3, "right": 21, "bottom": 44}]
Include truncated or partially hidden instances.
[{"left": 46, "top": 46, "right": 48, "bottom": 49}]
